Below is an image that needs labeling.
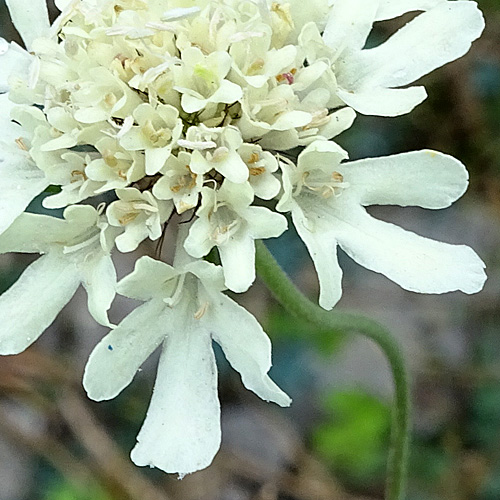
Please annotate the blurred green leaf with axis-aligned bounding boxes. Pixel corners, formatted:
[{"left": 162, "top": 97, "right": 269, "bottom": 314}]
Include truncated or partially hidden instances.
[
  {"left": 43, "top": 481, "right": 111, "bottom": 500},
  {"left": 312, "top": 390, "right": 390, "bottom": 483}
]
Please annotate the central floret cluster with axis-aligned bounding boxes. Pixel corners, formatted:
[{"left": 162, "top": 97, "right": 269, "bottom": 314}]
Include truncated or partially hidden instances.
[
  {"left": 9, "top": 0, "right": 360, "bottom": 292},
  {"left": 0, "top": 0, "right": 487, "bottom": 478}
]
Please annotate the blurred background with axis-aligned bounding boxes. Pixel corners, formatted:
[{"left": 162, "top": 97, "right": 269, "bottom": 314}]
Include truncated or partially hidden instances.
[{"left": 1, "top": 1, "right": 500, "bottom": 499}]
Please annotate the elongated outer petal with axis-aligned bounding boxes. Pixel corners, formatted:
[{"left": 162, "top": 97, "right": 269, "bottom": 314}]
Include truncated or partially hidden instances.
[
  {"left": 55, "top": 0, "right": 73, "bottom": 10},
  {"left": 343, "top": 150, "right": 469, "bottom": 209},
  {"left": 0, "top": 40, "right": 32, "bottom": 92},
  {"left": 0, "top": 93, "right": 19, "bottom": 139},
  {"left": 219, "top": 233, "right": 255, "bottom": 293},
  {"left": 290, "top": 202, "right": 344, "bottom": 310},
  {"left": 0, "top": 149, "right": 49, "bottom": 236},
  {"left": 319, "top": 107, "right": 357, "bottom": 141},
  {"left": 84, "top": 300, "right": 168, "bottom": 401},
  {"left": 0, "top": 212, "right": 68, "bottom": 254},
  {"left": 323, "top": 0, "right": 378, "bottom": 55},
  {"left": 5, "top": 0, "right": 50, "bottom": 50},
  {"left": 184, "top": 215, "right": 215, "bottom": 258},
  {"left": 206, "top": 292, "right": 291, "bottom": 406},
  {"left": 337, "top": 86, "right": 427, "bottom": 117},
  {"left": 340, "top": 2, "right": 485, "bottom": 90},
  {"left": 117, "top": 256, "right": 178, "bottom": 301},
  {"left": 79, "top": 254, "right": 117, "bottom": 327},
  {"left": 246, "top": 207, "right": 288, "bottom": 240},
  {"left": 0, "top": 252, "right": 80, "bottom": 355},
  {"left": 375, "top": 0, "right": 445, "bottom": 20},
  {"left": 335, "top": 205, "right": 487, "bottom": 295},
  {"left": 131, "top": 315, "right": 220, "bottom": 476}
]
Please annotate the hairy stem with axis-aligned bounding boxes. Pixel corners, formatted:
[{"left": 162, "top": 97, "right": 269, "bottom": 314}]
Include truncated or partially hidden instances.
[{"left": 255, "top": 241, "right": 410, "bottom": 500}]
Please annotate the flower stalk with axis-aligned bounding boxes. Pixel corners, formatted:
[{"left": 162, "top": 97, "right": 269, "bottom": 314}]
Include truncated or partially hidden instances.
[{"left": 255, "top": 240, "right": 410, "bottom": 500}]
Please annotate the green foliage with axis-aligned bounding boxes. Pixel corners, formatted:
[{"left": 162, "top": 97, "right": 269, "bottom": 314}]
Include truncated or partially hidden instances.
[
  {"left": 312, "top": 390, "right": 391, "bottom": 484},
  {"left": 43, "top": 482, "right": 111, "bottom": 500}
]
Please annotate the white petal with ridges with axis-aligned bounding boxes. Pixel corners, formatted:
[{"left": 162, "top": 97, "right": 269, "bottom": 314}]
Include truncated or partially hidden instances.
[
  {"left": 0, "top": 252, "right": 80, "bottom": 355},
  {"left": 0, "top": 212, "right": 68, "bottom": 254},
  {"left": 131, "top": 316, "right": 220, "bottom": 476},
  {"left": 0, "top": 151, "right": 49, "bottom": 236},
  {"left": 207, "top": 292, "right": 291, "bottom": 406},
  {"left": 79, "top": 254, "right": 117, "bottom": 327},
  {"left": 0, "top": 41, "right": 32, "bottom": 92},
  {"left": 343, "top": 150, "right": 469, "bottom": 209},
  {"left": 323, "top": 0, "right": 378, "bottom": 54},
  {"left": 117, "top": 256, "right": 178, "bottom": 301},
  {"left": 246, "top": 207, "right": 288, "bottom": 240},
  {"left": 375, "top": 0, "right": 445, "bottom": 20},
  {"left": 337, "top": 86, "right": 427, "bottom": 116},
  {"left": 341, "top": 2, "right": 485, "bottom": 90},
  {"left": 5, "top": 0, "right": 50, "bottom": 50},
  {"left": 219, "top": 234, "right": 255, "bottom": 293},
  {"left": 291, "top": 203, "right": 343, "bottom": 310},
  {"left": 84, "top": 300, "right": 168, "bottom": 401},
  {"left": 335, "top": 205, "right": 487, "bottom": 295}
]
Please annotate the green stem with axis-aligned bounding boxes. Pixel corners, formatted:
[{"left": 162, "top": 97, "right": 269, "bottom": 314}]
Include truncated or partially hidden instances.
[{"left": 255, "top": 241, "right": 410, "bottom": 500}]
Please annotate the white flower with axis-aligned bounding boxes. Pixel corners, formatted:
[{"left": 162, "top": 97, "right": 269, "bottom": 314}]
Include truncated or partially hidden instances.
[
  {"left": 83, "top": 254, "right": 290, "bottom": 476},
  {"left": 173, "top": 47, "right": 243, "bottom": 113},
  {"left": 0, "top": 205, "right": 118, "bottom": 354},
  {"left": 184, "top": 180, "right": 287, "bottom": 293},
  {"left": 119, "top": 103, "right": 183, "bottom": 176},
  {"left": 278, "top": 141, "right": 487, "bottom": 309},
  {"left": 107, "top": 188, "right": 173, "bottom": 253},
  {"left": 237, "top": 83, "right": 312, "bottom": 147},
  {"left": 318, "top": 0, "right": 485, "bottom": 116},
  {"left": 181, "top": 124, "right": 249, "bottom": 184},
  {"left": 0, "top": 39, "right": 33, "bottom": 93},
  {"left": 85, "top": 136, "right": 146, "bottom": 192},
  {"left": 238, "top": 143, "right": 281, "bottom": 200},
  {"left": 152, "top": 151, "right": 202, "bottom": 214},
  {"left": 0, "top": 97, "right": 49, "bottom": 234}
]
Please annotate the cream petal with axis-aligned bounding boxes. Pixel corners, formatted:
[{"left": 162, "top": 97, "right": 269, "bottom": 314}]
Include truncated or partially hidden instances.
[
  {"left": 130, "top": 319, "right": 220, "bottom": 476},
  {"left": 83, "top": 300, "right": 168, "bottom": 401},
  {"left": 79, "top": 254, "right": 117, "bottom": 327},
  {"left": 290, "top": 203, "right": 343, "bottom": 310},
  {"left": 343, "top": 150, "right": 469, "bottom": 209},
  {"left": 206, "top": 292, "right": 291, "bottom": 406},
  {"left": 0, "top": 150, "right": 49, "bottom": 235},
  {"left": 0, "top": 252, "right": 80, "bottom": 355},
  {"left": 246, "top": 207, "right": 288, "bottom": 240},
  {"left": 0, "top": 212, "right": 69, "bottom": 254},
  {"left": 323, "top": 0, "right": 378, "bottom": 54},
  {"left": 5, "top": 0, "right": 50, "bottom": 49},
  {"left": 375, "top": 0, "right": 445, "bottom": 20},
  {"left": 341, "top": 2, "right": 485, "bottom": 90},
  {"left": 117, "top": 256, "right": 178, "bottom": 301},
  {"left": 115, "top": 224, "right": 150, "bottom": 253},
  {"left": 219, "top": 234, "right": 255, "bottom": 293},
  {"left": 319, "top": 107, "right": 357, "bottom": 140},
  {"left": 337, "top": 86, "right": 427, "bottom": 116},
  {"left": 184, "top": 216, "right": 215, "bottom": 258},
  {"left": 335, "top": 205, "right": 487, "bottom": 295},
  {"left": 0, "top": 41, "right": 32, "bottom": 92},
  {"left": 145, "top": 147, "right": 172, "bottom": 176},
  {"left": 213, "top": 151, "right": 249, "bottom": 184}
]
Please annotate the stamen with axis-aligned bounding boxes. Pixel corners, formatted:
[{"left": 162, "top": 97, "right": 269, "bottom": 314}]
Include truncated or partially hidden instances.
[
  {"left": 164, "top": 274, "right": 186, "bottom": 307},
  {"left": 194, "top": 302, "right": 209, "bottom": 320},
  {"left": 15, "top": 138, "right": 28, "bottom": 151},
  {"left": 63, "top": 233, "right": 100, "bottom": 254}
]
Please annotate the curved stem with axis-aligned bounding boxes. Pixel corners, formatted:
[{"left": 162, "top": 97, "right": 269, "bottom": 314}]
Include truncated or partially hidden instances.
[{"left": 255, "top": 241, "right": 410, "bottom": 500}]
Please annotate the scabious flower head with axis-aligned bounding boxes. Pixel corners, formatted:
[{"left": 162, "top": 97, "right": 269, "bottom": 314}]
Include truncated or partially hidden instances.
[{"left": 0, "top": 0, "right": 487, "bottom": 477}]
